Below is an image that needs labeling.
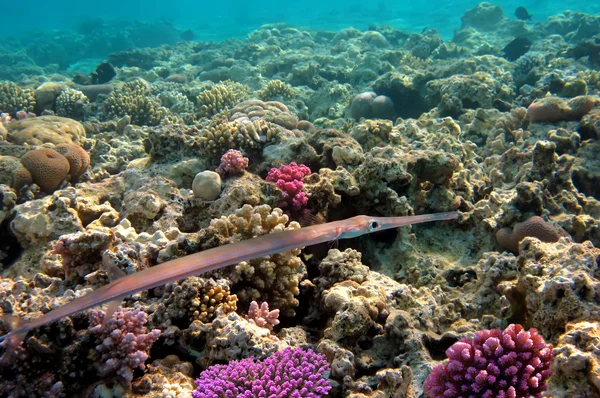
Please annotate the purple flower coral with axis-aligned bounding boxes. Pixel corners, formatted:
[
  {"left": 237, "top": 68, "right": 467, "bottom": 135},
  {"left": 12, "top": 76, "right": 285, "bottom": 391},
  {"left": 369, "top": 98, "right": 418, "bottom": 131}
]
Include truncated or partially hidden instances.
[
  {"left": 89, "top": 307, "right": 161, "bottom": 382},
  {"left": 192, "top": 347, "right": 331, "bottom": 398},
  {"left": 424, "top": 324, "right": 553, "bottom": 398},
  {"left": 265, "top": 162, "right": 311, "bottom": 212}
]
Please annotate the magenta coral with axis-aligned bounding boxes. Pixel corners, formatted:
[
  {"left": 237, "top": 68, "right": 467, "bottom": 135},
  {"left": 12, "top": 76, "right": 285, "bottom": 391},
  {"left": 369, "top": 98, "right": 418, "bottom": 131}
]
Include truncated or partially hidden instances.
[
  {"left": 215, "top": 149, "right": 249, "bottom": 176},
  {"left": 424, "top": 324, "right": 553, "bottom": 398},
  {"left": 265, "top": 162, "right": 311, "bottom": 212},
  {"left": 89, "top": 307, "right": 161, "bottom": 382},
  {"left": 192, "top": 347, "right": 331, "bottom": 397}
]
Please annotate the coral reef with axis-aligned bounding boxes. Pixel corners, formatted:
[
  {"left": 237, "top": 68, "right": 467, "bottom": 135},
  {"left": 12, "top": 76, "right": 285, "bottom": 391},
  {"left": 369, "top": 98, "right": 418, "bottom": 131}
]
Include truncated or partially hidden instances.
[
  {"left": 196, "top": 80, "right": 251, "bottom": 118},
  {"left": 1, "top": 5, "right": 600, "bottom": 397}
]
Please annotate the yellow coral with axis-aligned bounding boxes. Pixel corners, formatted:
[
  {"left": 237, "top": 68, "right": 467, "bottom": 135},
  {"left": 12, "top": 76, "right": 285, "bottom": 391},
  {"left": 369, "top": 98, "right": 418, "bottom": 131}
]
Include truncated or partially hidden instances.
[
  {"left": 210, "top": 204, "right": 303, "bottom": 316},
  {"left": 196, "top": 80, "right": 250, "bottom": 118},
  {"left": 258, "top": 80, "right": 296, "bottom": 100}
]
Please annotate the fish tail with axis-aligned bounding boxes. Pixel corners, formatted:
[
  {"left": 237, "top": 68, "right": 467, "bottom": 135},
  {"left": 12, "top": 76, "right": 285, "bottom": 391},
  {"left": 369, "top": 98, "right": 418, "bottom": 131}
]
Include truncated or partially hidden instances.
[{"left": 0, "top": 315, "right": 27, "bottom": 365}]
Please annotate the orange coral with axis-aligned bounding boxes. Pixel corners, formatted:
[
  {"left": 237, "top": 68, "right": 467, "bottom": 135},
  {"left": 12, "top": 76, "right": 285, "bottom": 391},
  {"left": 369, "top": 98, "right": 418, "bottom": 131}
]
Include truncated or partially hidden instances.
[
  {"left": 496, "top": 215, "right": 562, "bottom": 253},
  {"left": 527, "top": 96, "right": 595, "bottom": 122},
  {"left": 55, "top": 143, "right": 90, "bottom": 181},
  {"left": 20, "top": 148, "right": 70, "bottom": 193}
]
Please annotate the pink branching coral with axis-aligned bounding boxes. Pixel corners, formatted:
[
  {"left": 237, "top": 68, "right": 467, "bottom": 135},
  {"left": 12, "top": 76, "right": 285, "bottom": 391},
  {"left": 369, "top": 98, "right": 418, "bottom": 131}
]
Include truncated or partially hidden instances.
[
  {"left": 265, "top": 162, "right": 311, "bottom": 212},
  {"left": 424, "top": 324, "right": 553, "bottom": 398},
  {"left": 89, "top": 307, "right": 161, "bottom": 383},
  {"left": 215, "top": 149, "right": 249, "bottom": 176},
  {"left": 245, "top": 301, "right": 280, "bottom": 331}
]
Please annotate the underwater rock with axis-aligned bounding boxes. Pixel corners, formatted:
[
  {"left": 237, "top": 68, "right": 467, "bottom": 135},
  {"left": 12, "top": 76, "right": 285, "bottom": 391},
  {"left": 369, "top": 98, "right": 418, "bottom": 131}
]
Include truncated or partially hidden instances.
[
  {"left": 350, "top": 92, "right": 395, "bottom": 121},
  {"left": 461, "top": 2, "right": 505, "bottom": 31}
]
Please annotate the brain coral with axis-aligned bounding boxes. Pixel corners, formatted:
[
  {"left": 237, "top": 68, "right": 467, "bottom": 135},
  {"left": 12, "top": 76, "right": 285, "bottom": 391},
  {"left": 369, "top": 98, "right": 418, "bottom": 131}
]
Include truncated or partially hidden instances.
[
  {"left": 5, "top": 115, "right": 86, "bottom": 145},
  {"left": 496, "top": 216, "right": 562, "bottom": 253},
  {"left": 527, "top": 95, "right": 596, "bottom": 122},
  {"left": 55, "top": 143, "right": 90, "bottom": 181},
  {"left": 19, "top": 148, "right": 70, "bottom": 193}
]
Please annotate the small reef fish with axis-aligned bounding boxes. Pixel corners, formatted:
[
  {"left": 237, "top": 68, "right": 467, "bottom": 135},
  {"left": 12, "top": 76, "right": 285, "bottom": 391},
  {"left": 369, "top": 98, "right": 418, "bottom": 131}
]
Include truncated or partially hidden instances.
[
  {"left": 515, "top": 6, "right": 533, "bottom": 21},
  {"left": 503, "top": 37, "right": 532, "bottom": 61},
  {"left": 0, "top": 211, "right": 458, "bottom": 349}
]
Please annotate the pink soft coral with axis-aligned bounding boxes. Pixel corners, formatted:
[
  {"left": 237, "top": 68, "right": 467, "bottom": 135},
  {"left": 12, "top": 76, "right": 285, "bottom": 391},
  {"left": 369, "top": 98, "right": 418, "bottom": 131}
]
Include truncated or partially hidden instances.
[
  {"left": 89, "top": 307, "right": 161, "bottom": 383},
  {"left": 216, "top": 149, "right": 249, "bottom": 176},
  {"left": 266, "top": 162, "right": 311, "bottom": 212}
]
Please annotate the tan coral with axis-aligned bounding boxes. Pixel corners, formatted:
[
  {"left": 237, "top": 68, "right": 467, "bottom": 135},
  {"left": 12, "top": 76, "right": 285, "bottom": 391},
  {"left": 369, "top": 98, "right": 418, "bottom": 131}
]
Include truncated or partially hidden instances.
[
  {"left": 20, "top": 148, "right": 70, "bottom": 193},
  {"left": 5, "top": 115, "right": 86, "bottom": 145}
]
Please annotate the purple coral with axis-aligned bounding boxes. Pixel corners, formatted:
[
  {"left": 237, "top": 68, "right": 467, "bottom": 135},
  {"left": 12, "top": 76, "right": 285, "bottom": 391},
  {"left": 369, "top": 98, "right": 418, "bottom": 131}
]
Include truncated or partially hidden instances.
[
  {"left": 265, "top": 162, "right": 311, "bottom": 212},
  {"left": 424, "top": 324, "right": 553, "bottom": 398},
  {"left": 216, "top": 149, "right": 249, "bottom": 176},
  {"left": 89, "top": 307, "right": 161, "bottom": 382},
  {"left": 192, "top": 347, "right": 331, "bottom": 398}
]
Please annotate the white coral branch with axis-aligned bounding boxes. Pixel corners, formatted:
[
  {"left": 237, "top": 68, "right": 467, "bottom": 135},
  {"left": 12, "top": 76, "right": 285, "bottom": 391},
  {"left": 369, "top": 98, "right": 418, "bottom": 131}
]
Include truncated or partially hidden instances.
[{"left": 245, "top": 301, "right": 280, "bottom": 331}]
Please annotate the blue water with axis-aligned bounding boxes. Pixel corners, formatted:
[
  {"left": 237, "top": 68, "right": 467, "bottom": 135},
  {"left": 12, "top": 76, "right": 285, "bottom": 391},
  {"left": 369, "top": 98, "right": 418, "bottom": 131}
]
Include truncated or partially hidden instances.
[{"left": 1, "top": 0, "right": 598, "bottom": 43}]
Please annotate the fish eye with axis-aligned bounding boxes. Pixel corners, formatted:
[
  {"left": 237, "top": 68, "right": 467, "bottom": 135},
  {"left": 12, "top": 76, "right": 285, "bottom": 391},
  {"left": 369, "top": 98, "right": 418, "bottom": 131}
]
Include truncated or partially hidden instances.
[{"left": 368, "top": 220, "right": 380, "bottom": 231}]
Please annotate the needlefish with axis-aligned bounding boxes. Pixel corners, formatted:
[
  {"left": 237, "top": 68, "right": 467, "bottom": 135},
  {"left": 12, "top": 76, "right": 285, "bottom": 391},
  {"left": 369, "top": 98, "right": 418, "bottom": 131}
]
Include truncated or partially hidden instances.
[{"left": 0, "top": 211, "right": 458, "bottom": 348}]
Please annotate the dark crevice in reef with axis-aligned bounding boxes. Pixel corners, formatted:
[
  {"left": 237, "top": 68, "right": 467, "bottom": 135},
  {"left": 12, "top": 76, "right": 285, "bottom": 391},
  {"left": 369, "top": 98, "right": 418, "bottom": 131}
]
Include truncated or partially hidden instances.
[
  {"left": 0, "top": 217, "right": 22, "bottom": 270},
  {"left": 423, "top": 333, "right": 460, "bottom": 361}
]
